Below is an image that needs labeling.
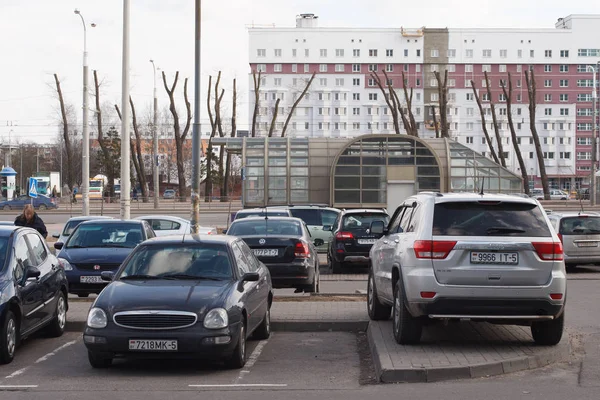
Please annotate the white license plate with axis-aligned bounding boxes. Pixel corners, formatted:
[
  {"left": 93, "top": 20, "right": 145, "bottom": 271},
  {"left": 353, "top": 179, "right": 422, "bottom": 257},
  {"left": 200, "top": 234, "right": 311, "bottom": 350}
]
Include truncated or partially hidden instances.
[
  {"left": 470, "top": 252, "right": 518, "bottom": 265},
  {"left": 128, "top": 339, "right": 178, "bottom": 351},
  {"left": 577, "top": 242, "right": 599, "bottom": 247},
  {"left": 254, "top": 249, "right": 278, "bottom": 257},
  {"left": 358, "top": 239, "right": 377, "bottom": 245},
  {"left": 80, "top": 276, "right": 104, "bottom": 283}
]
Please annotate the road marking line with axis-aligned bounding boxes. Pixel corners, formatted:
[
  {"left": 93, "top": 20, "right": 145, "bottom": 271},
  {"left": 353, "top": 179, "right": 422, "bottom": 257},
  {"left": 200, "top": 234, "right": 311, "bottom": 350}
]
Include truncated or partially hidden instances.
[
  {"left": 189, "top": 384, "right": 287, "bottom": 388},
  {"left": 35, "top": 340, "right": 77, "bottom": 363},
  {"left": 0, "top": 385, "right": 38, "bottom": 389},
  {"left": 234, "top": 334, "right": 271, "bottom": 384},
  {"left": 4, "top": 368, "right": 27, "bottom": 379}
]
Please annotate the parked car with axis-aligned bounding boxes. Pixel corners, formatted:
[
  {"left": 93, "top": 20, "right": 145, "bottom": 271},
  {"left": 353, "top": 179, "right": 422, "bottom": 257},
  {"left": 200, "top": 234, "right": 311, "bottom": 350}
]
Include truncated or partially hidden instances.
[
  {"left": 577, "top": 188, "right": 590, "bottom": 200},
  {"left": 367, "top": 193, "right": 566, "bottom": 346},
  {"left": 52, "top": 216, "right": 114, "bottom": 249},
  {"left": 226, "top": 216, "right": 321, "bottom": 293},
  {"left": 134, "top": 215, "right": 217, "bottom": 237},
  {"left": 326, "top": 209, "right": 390, "bottom": 274},
  {"left": 83, "top": 234, "right": 272, "bottom": 369},
  {"left": 55, "top": 219, "right": 155, "bottom": 297},
  {"left": 283, "top": 205, "right": 340, "bottom": 253},
  {"left": 0, "top": 226, "right": 69, "bottom": 364},
  {"left": 163, "top": 189, "right": 176, "bottom": 199},
  {"left": 547, "top": 212, "right": 600, "bottom": 269},
  {"left": 232, "top": 208, "right": 292, "bottom": 221},
  {"left": 0, "top": 195, "right": 58, "bottom": 211},
  {"left": 533, "top": 189, "right": 570, "bottom": 200}
]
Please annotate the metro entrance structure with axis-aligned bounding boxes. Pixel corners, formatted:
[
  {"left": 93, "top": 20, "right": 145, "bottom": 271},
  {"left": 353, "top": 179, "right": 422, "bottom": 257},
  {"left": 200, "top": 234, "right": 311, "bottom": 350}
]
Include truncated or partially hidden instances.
[{"left": 212, "top": 134, "right": 523, "bottom": 211}]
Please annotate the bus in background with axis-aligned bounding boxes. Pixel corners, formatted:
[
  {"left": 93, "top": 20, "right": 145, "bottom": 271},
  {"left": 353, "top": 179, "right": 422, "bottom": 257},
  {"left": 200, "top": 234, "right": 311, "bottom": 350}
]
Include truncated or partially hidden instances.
[
  {"left": 89, "top": 178, "right": 104, "bottom": 198},
  {"left": 32, "top": 172, "right": 60, "bottom": 197}
]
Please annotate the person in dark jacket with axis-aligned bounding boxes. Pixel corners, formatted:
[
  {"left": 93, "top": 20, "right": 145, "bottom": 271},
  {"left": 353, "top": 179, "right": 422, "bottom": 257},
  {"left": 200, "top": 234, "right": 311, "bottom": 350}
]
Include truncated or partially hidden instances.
[{"left": 14, "top": 204, "right": 48, "bottom": 238}]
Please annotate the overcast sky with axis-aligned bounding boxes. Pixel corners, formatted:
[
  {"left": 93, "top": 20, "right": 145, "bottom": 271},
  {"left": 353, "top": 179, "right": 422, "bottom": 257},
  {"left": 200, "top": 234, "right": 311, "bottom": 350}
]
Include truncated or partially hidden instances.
[{"left": 1, "top": 0, "right": 599, "bottom": 144}]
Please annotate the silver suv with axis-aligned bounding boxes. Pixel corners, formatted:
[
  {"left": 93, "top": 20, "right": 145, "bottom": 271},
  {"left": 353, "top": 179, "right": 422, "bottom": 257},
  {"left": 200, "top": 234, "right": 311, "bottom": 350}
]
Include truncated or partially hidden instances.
[
  {"left": 368, "top": 192, "right": 567, "bottom": 346},
  {"left": 547, "top": 212, "right": 600, "bottom": 269}
]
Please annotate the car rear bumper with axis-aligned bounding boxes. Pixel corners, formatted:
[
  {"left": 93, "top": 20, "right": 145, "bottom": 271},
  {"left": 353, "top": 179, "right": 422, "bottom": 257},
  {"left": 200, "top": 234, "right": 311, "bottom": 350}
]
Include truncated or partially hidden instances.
[
  {"left": 335, "top": 252, "right": 370, "bottom": 264},
  {"left": 415, "top": 298, "right": 564, "bottom": 319},
  {"left": 262, "top": 260, "right": 316, "bottom": 288},
  {"left": 564, "top": 254, "right": 600, "bottom": 265}
]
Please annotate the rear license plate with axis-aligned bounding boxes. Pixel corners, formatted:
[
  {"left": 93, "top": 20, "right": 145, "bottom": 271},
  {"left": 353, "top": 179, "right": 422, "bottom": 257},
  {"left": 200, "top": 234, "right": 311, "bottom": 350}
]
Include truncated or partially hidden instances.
[
  {"left": 80, "top": 276, "right": 104, "bottom": 284},
  {"left": 253, "top": 249, "right": 278, "bottom": 257},
  {"left": 577, "top": 242, "right": 598, "bottom": 247},
  {"left": 358, "top": 239, "right": 377, "bottom": 245},
  {"left": 128, "top": 339, "right": 178, "bottom": 351},
  {"left": 470, "top": 252, "right": 518, "bottom": 265}
]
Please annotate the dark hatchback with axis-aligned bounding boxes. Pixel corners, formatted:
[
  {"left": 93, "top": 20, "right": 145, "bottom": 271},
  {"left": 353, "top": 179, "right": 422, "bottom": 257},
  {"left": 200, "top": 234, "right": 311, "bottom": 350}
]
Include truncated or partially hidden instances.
[
  {"left": 83, "top": 235, "right": 272, "bottom": 369},
  {"left": 55, "top": 220, "right": 155, "bottom": 297},
  {"left": 327, "top": 209, "right": 390, "bottom": 273},
  {"left": 0, "top": 226, "right": 68, "bottom": 364},
  {"left": 225, "top": 217, "right": 321, "bottom": 293}
]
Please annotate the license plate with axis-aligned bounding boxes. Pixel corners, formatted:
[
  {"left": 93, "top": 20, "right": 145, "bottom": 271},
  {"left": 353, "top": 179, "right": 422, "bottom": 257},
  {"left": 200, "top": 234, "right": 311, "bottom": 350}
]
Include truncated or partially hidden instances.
[
  {"left": 577, "top": 242, "right": 598, "bottom": 247},
  {"left": 80, "top": 276, "right": 104, "bottom": 283},
  {"left": 253, "top": 249, "right": 278, "bottom": 257},
  {"left": 128, "top": 339, "right": 178, "bottom": 351},
  {"left": 470, "top": 252, "right": 518, "bottom": 265},
  {"left": 358, "top": 239, "right": 377, "bottom": 245}
]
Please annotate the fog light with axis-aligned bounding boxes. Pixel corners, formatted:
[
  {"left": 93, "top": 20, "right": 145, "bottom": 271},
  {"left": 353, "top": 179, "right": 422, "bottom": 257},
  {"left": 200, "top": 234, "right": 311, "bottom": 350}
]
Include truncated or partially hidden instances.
[
  {"left": 83, "top": 335, "right": 107, "bottom": 344},
  {"left": 550, "top": 293, "right": 563, "bottom": 300},
  {"left": 203, "top": 336, "right": 231, "bottom": 345}
]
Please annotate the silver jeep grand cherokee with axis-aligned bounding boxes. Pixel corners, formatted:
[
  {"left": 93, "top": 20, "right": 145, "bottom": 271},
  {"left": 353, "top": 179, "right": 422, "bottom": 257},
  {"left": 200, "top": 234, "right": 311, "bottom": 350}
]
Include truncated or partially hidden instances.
[{"left": 368, "top": 192, "right": 567, "bottom": 346}]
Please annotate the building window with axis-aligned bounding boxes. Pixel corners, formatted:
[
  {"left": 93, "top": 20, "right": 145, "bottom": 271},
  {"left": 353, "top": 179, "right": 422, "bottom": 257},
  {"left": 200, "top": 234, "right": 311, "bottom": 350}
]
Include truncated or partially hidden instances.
[
  {"left": 369, "top": 49, "right": 378, "bottom": 57},
  {"left": 466, "top": 108, "right": 474, "bottom": 116},
  {"left": 386, "top": 49, "right": 393, "bottom": 57},
  {"left": 577, "top": 152, "right": 592, "bottom": 160},
  {"left": 544, "top": 79, "right": 552, "bottom": 87},
  {"left": 517, "top": 65, "right": 522, "bottom": 72},
  {"left": 447, "top": 49, "right": 456, "bottom": 58},
  {"left": 560, "top": 65, "right": 569, "bottom": 73},
  {"left": 560, "top": 108, "right": 569, "bottom": 116},
  {"left": 318, "top": 64, "right": 327, "bottom": 72},
  {"left": 578, "top": 49, "right": 600, "bottom": 57},
  {"left": 467, "top": 122, "right": 474, "bottom": 130},
  {"left": 353, "top": 49, "right": 360, "bottom": 57},
  {"left": 466, "top": 49, "right": 473, "bottom": 58},
  {"left": 353, "top": 78, "right": 360, "bottom": 86},
  {"left": 416, "top": 49, "right": 421, "bottom": 56},
  {"left": 545, "top": 108, "right": 552, "bottom": 116},
  {"left": 386, "top": 64, "right": 393, "bottom": 72},
  {"left": 559, "top": 79, "right": 569, "bottom": 87},
  {"left": 305, "top": 49, "right": 310, "bottom": 57},
  {"left": 499, "top": 94, "right": 506, "bottom": 102},
  {"left": 447, "top": 64, "right": 456, "bottom": 72},
  {"left": 465, "top": 64, "right": 473, "bottom": 73},
  {"left": 559, "top": 94, "right": 569, "bottom": 102},
  {"left": 291, "top": 64, "right": 298, "bottom": 73},
  {"left": 335, "top": 49, "right": 344, "bottom": 57},
  {"left": 448, "top": 79, "right": 456, "bottom": 87},
  {"left": 353, "top": 93, "right": 360, "bottom": 100},
  {"left": 430, "top": 79, "right": 438, "bottom": 87},
  {"left": 544, "top": 94, "right": 552, "bottom": 102},
  {"left": 368, "top": 64, "right": 378, "bottom": 72},
  {"left": 257, "top": 64, "right": 266, "bottom": 72},
  {"left": 578, "top": 93, "right": 593, "bottom": 102},
  {"left": 257, "top": 49, "right": 266, "bottom": 57},
  {"left": 274, "top": 64, "right": 282, "bottom": 72},
  {"left": 518, "top": 49, "right": 523, "bottom": 58},
  {"left": 368, "top": 78, "right": 376, "bottom": 87},
  {"left": 560, "top": 50, "right": 569, "bottom": 58},
  {"left": 545, "top": 50, "right": 552, "bottom": 58},
  {"left": 320, "top": 49, "right": 328, "bottom": 57},
  {"left": 530, "top": 50, "right": 535, "bottom": 57},
  {"left": 500, "top": 49, "right": 508, "bottom": 58},
  {"left": 335, "top": 78, "right": 344, "bottom": 86},
  {"left": 335, "top": 64, "right": 345, "bottom": 72},
  {"left": 499, "top": 65, "right": 507, "bottom": 73},
  {"left": 544, "top": 65, "right": 552, "bottom": 72},
  {"left": 319, "top": 78, "right": 327, "bottom": 86},
  {"left": 292, "top": 49, "right": 297, "bottom": 57},
  {"left": 482, "top": 65, "right": 491, "bottom": 72},
  {"left": 578, "top": 123, "right": 593, "bottom": 131},
  {"left": 466, "top": 137, "right": 474, "bottom": 144},
  {"left": 431, "top": 49, "right": 439, "bottom": 57},
  {"left": 352, "top": 64, "right": 360, "bottom": 72},
  {"left": 466, "top": 93, "right": 474, "bottom": 101},
  {"left": 369, "top": 93, "right": 378, "bottom": 101},
  {"left": 274, "top": 78, "right": 282, "bottom": 86},
  {"left": 353, "top": 108, "right": 360, "bottom": 115},
  {"left": 482, "top": 49, "right": 492, "bottom": 58},
  {"left": 578, "top": 108, "right": 593, "bottom": 116},
  {"left": 431, "top": 93, "right": 439, "bottom": 102},
  {"left": 404, "top": 49, "right": 408, "bottom": 57}
]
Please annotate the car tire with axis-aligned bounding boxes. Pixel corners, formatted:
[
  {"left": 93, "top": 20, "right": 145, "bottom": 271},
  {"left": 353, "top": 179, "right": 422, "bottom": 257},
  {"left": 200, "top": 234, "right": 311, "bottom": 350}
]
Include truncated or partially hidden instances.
[
  {"left": 3, "top": 205, "right": 10, "bottom": 211},
  {"left": 531, "top": 313, "right": 565, "bottom": 346},
  {"left": 45, "top": 292, "right": 67, "bottom": 338},
  {"left": 0, "top": 310, "right": 17, "bottom": 365},
  {"left": 227, "top": 321, "right": 247, "bottom": 369},
  {"left": 392, "top": 279, "right": 422, "bottom": 345},
  {"left": 330, "top": 256, "right": 342, "bottom": 274},
  {"left": 88, "top": 351, "right": 112, "bottom": 368},
  {"left": 305, "top": 267, "right": 319, "bottom": 293},
  {"left": 367, "top": 269, "right": 391, "bottom": 321},
  {"left": 38, "top": 204, "right": 47, "bottom": 211},
  {"left": 253, "top": 307, "right": 271, "bottom": 340}
]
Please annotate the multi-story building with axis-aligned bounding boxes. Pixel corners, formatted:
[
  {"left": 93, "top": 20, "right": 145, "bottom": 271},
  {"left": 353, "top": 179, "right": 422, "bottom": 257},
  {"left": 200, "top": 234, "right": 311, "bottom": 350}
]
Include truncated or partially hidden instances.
[{"left": 248, "top": 13, "right": 600, "bottom": 190}]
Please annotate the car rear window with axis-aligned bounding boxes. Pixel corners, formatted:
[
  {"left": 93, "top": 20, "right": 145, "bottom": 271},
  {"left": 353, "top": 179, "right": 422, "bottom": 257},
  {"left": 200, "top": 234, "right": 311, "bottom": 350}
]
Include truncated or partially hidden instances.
[
  {"left": 227, "top": 219, "right": 302, "bottom": 236},
  {"left": 341, "top": 213, "right": 389, "bottom": 231},
  {"left": 559, "top": 216, "right": 600, "bottom": 235},
  {"left": 235, "top": 211, "right": 289, "bottom": 220},
  {"left": 432, "top": 201, "right": 552, "bottom": 237},
  {"left": 289, "top": 209, "right": 321, "bottom": 225}
]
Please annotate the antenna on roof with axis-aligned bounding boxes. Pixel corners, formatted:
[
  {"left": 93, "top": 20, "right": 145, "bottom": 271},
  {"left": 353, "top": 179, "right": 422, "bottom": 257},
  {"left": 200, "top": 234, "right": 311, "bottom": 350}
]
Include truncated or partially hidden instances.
[
  {"left": 579, "top": 189, "right": 585, "bottom": 215},
  {"left": 479, "top": 178, "right": 485, "bottom": 196}
]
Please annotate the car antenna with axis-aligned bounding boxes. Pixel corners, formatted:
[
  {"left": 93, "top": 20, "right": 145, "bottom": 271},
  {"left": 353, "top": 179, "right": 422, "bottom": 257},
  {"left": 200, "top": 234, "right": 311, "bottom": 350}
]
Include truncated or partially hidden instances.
[
  {"left": 579, "top": 190, "right": 585, "bottom": 215},
  {"left": 479, "top": 178, "right": 485, "bottom": 196}
]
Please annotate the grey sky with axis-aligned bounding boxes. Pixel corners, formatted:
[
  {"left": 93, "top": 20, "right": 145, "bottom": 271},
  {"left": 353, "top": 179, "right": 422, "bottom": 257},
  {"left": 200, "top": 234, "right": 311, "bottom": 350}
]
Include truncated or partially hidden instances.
[{"left": 1, "top": 0, "right": 599, "bottom": 144}]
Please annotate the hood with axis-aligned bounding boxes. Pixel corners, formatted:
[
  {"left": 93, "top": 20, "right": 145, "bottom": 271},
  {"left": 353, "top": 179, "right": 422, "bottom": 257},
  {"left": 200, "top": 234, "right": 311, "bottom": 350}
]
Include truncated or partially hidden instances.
[
  {"left": 96, "top": 280, "right": 235, "bottom": 316},
  {"left": 58, "top": 247, "right": 134, "bottom": 264}
]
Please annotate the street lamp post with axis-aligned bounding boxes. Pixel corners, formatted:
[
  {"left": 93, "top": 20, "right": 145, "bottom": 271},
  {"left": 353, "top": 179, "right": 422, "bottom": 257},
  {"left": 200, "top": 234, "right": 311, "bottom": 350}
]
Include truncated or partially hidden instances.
[
  {"left": 150, "top": 60, "right": 159, "bottom": 209},
  {"left": 588, "top": 65, "right": 598, "bottom": 206},
  {"left": 74, "top": 9, "right": 90, "bottom": 216},
  {"left": 190, "top": 0, "right": 202, "bottom": 233},
  {"left": 120, "top": 0, "right": 131, "bottom": 219}
]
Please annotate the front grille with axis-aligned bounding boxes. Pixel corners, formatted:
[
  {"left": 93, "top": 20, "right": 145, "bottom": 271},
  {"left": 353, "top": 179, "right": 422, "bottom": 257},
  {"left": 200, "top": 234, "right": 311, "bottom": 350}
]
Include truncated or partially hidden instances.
[
  {"left": 75, "top": 263, "right": 121, "bottom": 271},
  {"left": 113, "top": 311, "right": 198, "bottom": 330}
]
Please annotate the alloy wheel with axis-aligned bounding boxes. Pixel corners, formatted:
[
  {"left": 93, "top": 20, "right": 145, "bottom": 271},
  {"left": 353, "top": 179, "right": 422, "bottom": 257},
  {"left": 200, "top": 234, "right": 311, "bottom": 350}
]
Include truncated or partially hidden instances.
[
  {"left": 6, "top": 318, "right": 16, "bottom": 358},
  {"left": 57, "top": 297, "right": 66, "bottom": 330}
]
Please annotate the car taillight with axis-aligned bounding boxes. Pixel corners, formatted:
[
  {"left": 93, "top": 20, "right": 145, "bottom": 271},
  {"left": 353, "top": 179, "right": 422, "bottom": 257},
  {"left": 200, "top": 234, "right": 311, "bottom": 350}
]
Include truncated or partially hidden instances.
[
  {"left": 557, "top": 233, "right": 563, "bottom": 243},
  {"left": 532, "top": 242, "right": 564, "bottom": 261},
  {"left": 294, "top": 242, "right": 310, "bottom": 258},
  {"left": 336, "top": 231, "right": 354, "bottom": 240},
  {"left": 413, "top": 240, "right": 457, "bottom": 259}
]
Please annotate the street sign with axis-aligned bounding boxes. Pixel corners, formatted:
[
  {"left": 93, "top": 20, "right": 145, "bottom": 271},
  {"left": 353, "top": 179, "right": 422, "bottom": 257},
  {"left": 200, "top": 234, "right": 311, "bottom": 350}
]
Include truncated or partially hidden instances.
[{"left": 28, "top": 178, "right": 38, "bottom": 198}]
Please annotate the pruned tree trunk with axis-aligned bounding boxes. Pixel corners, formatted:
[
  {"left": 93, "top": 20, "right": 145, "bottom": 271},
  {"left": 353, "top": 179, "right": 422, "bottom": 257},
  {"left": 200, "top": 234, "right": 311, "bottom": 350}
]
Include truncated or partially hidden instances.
[
  {"left": 430, "top": 105, "right": 440, "bottom": 138},
  {"left": 281, "top": 72, "right": 316, "bottom": 137},
  {"left": 484, "top": 71, "right": 506, "bottom": 167},
  {"left": 53, "top": 74, "right": 74, "bottom": 191},
  {"left": 525, "top": 70, "right": 550, "bottom": 200},
  {"left": 114, "top": 104, "right": 142, "bottom": 198},
  {"left": 371, "top": 71, "right": 400, "bottom": 134},
  {"left": 251, "top": 70, "right": 262, "bottom": 137},
  {"left": 268, "top": 98, "right": 281, "bottom": 137},
  {"left": 434, "top": 70, "right": 450, "bottom": 138},
  {"left": 471, "top": 80, "right": 500, "bottom": 164},
  {"left": 129, "top": 97, "right": 148, "bottom": 201},
  {"left": 212, "top": 72, "right": 227, "bottom": 201},
  {"left": 401, "top": 71, "right": 418, "bottom": 136},
  {"left": 205, "top": 77, "right": 225, "bottom": 202},
  {"left": 223, "top": 78, "right": 237, "bottom": 202},
  {"left": 93, "top": 70, "right": 116, "bottom": 200},
  {"left": 501, "top": 73, "right": 530, "bottom": 195}
]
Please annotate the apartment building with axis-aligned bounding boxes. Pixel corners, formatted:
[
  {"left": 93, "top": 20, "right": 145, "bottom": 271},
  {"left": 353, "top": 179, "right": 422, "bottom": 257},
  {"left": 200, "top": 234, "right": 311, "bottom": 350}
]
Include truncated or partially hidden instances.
[{"left": 248, "top": 14, "right": 600, "bottom": 190}]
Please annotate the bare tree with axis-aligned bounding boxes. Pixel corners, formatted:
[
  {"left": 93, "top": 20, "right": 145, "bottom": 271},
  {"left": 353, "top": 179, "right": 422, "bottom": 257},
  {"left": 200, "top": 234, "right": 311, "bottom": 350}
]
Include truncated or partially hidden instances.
[
  {"left": 93, "top": 70, "right": 116, "bottom": 199},
  {"left": 222, "top": 78, "right": 237, "bottom": 201},
  {"left": 205, "top": 75, "right": 225, "bottom": 202},
  {"left": 400, "top": 71, "right": 419, "bottom": 136},
  {"left": 267, "top": 99, "right": 281, "bottom": 137},
  {"left": 162, "top": 71, "right": 192, "bottom": 201},
  {"left": 212, "top": 72, "right": 227, "bottom": 199},
  {"left": 281, "top": 72, "right": 316, "bottom": 137},
  {"left": 370, "top": 71, "right": 400, "bottom": 134},
  {"left": 525, "top": 69, "right": 550, "bottom": 200},
  {"left": 484, "top": 71, "right": 506, "bottom": 167},
  {"left": 470, "top": 80, "right": 500, "bottom": 164},
  {"left": 251, "top": 70, "right": 262, "bottom": 137},
  {"left": 501, "top": 73, "right": 530, "bottom": 195},
  {"left": 430, "top": 105, "right": 440, "bottom": 138},
  {"left": 434, "top": 70, "right": 450, "bottom": 138},
  {"left": 53, "top": 74, "right": 74, "bottom": 191}
]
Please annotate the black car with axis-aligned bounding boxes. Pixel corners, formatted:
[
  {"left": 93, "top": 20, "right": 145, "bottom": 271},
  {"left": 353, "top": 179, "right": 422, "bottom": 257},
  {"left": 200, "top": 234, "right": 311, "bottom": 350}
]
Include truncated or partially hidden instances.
[
  {"left": 55, "top": 219, "right": 155, "bottom": 297},
  {"left": 83, "top": 234, "right": 272, "bottom": 369},
  {"left": 326, "top": 209, "right": 390, "bottom": 273},
  {"left": 0, "top": 226, "right": 69, "bottom": 364},
  {"left": 226, "top": 217, "right": 322, "bottom": 293}
]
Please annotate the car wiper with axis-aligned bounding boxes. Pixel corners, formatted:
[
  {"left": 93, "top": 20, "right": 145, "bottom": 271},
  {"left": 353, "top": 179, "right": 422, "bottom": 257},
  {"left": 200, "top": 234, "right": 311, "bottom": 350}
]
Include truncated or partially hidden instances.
[
  {"left": 88, "top": 244, "right": 134, "bottom": 248},
  {"left": 159, "top": 273, "right": 222, "bottom": 281},
  {"left": 120, "top": 274, "right": 161, "bottom": 280},
  {"left": 65, "top": 245, "right": 86, "bottom": 249},
  {"left": 486, "top": 227, "right": 526, "bottom": 235}
]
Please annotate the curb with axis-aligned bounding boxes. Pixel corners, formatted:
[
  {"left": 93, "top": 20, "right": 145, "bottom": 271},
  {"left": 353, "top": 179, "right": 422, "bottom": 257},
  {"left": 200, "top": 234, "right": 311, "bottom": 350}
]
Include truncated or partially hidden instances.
[{"left": 367, "top": 322, "right": 573, "bottom": 383}]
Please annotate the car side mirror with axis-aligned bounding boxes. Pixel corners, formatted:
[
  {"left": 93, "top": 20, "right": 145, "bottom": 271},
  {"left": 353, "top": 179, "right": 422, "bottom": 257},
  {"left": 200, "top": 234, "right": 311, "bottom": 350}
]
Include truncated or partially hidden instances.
[
  {"left": 54, "top": 242, "right": 64, "bottom": 250},
  {"left": 323, "top": 225, "right": 332, "bottom": 231},
  {"left": 370, "top": 220, "right": 386, "bottom": 235},
  {"left": 237, "top": 272, "right": 259, "bottom": 292},
  {"left": 314, "top": 238, "right": 324, "bottom": 247},
  {"left": 25, "top": 266, "right": 41, "bottom": 281},
  {"left": 222, "top": 229, "right": 228, "bottom": 235},
  {"left": 101, "top": 271, "right": 114, "bottom": 282},
  {"left": 52, "top": 233, "right": 60, "bottom": 239}
]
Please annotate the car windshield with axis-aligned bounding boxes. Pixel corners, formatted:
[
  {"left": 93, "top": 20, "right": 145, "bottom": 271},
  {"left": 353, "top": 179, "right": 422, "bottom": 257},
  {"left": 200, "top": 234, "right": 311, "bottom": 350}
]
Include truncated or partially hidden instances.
[
  {"left": 228, "top": 219, "right": 302, "bottom": 236},
  {"left": 66, "top": 223, "right": 144, "bottom": 248},
  {"left": 62, "top": 220, "right": 87, "bottom": 237},
  {"left": 118, "top": 243, "right": 233, "bottom": 280},
  {"left": 236, "top": 211, "right": 289, "bottom": 220},
  {"left": 433, "top": 201, "right": 552, "bottom": 237},
  {"left": 0, "top": 237, "right": 9, "bottom": 272},
  {"left": 341, "top": 213, "right": 389, "bottom": 231},
  {"left": 559, "top": 216, "right": 600, "bottom": 235}
]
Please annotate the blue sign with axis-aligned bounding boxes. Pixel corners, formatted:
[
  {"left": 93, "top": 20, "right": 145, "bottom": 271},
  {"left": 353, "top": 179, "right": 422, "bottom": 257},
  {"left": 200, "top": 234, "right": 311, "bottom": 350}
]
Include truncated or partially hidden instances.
[{"left": 28, "top": 178, "right": 38, "bottom": 198}]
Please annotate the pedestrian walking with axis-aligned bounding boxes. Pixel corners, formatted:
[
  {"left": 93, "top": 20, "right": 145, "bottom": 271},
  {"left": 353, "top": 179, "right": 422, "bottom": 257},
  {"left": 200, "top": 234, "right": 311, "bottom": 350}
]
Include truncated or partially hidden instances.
[{"left": 14, "top": 204, "right": 48, "bottom": 238}]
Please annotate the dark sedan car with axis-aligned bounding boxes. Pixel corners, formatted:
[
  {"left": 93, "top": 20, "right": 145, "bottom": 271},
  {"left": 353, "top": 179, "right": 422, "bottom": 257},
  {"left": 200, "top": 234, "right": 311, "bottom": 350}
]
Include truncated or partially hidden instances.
[
  {"left": 226, "top": 217, "right": 322, "bottom": 293},
  {"left": 327, "top": 209, "right": 390, "bottom": 274},
  {"left": 0, "top": 226, "right": 68, "bottom": 364},
  {"left": 55, "top": 219, "right": 155, "bottom": 297},
  {"left": 0, "top": 195, "right": 58, "bottom": 211},
  {"left": 83, "top": 235, "right": 272, "bottom": 369}
]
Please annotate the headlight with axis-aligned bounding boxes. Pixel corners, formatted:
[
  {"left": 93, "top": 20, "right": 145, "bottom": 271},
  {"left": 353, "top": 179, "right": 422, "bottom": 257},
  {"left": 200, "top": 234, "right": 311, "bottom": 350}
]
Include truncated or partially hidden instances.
[
  {"left": 58, "top": 258, "right": 73, "bottom": 271},
  {"left": 203, "top": 308, "right": 228, "bottom": 329},
  {"left": 87, "top": 307, "right": 108, "bottom": 329}
]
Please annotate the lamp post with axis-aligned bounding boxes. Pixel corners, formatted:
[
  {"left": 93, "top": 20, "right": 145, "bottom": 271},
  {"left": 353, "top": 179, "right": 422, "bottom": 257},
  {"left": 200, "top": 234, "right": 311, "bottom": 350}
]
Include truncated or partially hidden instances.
[
  {"left": 120, "top": 0, "right": 131, "bottom": 219},
  {"left": 588, "top": 65, "right": 598, "bottom": 206},
  {"left": 74, "top": 9, "right": 91, "bottom": 216},
  {"left": 150, "top": 60, "right": 159, "bottom": 209},
  {"left": 190, "top": 0, "right": 202, "bottom": 233}
]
